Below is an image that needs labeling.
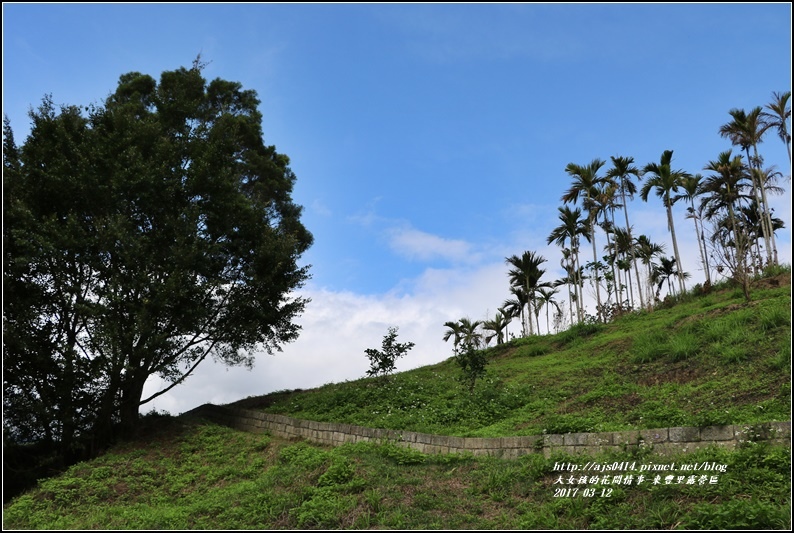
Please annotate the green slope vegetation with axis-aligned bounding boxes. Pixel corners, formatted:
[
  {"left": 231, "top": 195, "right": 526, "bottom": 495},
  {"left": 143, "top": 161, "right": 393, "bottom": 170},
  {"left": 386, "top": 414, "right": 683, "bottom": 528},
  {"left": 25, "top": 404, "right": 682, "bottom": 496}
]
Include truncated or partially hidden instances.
[
  {"left": 3, "top": 416, "right": 789, "bottom": 529},
  {"left": 242, "top": 274, "right": 791, "bottom": 438},
  {"left": 4, "top": 274, "right": 791, "bottom": 530}
]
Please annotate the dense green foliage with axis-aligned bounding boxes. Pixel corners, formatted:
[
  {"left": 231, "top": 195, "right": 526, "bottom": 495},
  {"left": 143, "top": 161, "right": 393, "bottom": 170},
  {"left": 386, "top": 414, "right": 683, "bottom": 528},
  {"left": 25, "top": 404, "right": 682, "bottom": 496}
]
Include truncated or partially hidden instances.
[
  {"left": 257, "top": 275, "right": 790, "bottom": 437},
  {"left": 3, "top": 59, "right": 312, "bottom": 460},
  {"left": 3, "top": 417, "right": 789, "bottom": 529}
]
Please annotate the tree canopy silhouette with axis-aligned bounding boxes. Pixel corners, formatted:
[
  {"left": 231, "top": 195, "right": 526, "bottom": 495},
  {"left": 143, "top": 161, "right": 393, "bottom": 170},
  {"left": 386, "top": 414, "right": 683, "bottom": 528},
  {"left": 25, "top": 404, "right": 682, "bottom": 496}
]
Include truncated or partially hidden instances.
[{"left": 3, "top": 59, "right": 313, "bottom": 455}]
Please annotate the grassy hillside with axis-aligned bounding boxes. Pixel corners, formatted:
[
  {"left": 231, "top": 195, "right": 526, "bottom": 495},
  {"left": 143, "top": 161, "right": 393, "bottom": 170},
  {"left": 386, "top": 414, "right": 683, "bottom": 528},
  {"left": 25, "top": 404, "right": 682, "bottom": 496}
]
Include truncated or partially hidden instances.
[
  {"left": 3, "top": 415, "right": 790, "bottom": 529},
  {"left": 3, "top": 273, "right": 791, "bottom": 530},
  {"left": 241, "top": 273, "right": 791, "bottom": 438}
]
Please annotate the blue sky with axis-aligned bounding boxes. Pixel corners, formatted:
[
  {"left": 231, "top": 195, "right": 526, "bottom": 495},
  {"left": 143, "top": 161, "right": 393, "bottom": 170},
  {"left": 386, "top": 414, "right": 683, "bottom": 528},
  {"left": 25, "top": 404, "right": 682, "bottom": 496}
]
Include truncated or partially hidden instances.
[{"left": 3, "top": 3, "right": 791, "bottom": 415}]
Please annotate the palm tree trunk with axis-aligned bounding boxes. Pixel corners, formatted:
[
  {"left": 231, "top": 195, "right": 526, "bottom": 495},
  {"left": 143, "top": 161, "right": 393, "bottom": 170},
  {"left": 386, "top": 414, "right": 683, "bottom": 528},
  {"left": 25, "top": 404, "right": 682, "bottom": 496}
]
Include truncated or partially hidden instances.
[
  {"left": 691, "top": 203, "right": 710, "bottom": 286},
  {"left": 752, "top": 147, "right": 779, "bottom": 266},
  {"left": 701, "top": 230, "right": 711, "bottom": 285},
  {"left": 564, "top": 256, "right": 574, "bottom": 327},
  {"left": 745, "top": 147, "right": 774, "bottom": 266},
  {"left": 666, "top": 201, "right": 686, "bottom": 295},
  {"left": 573, "top": 239, "right": 583, "bottom": 323},
  {"left": 620, "top": 191, "right": 644, "bottom": 310},
  {"left": 589, "top": 218, "right": 603, "bottom": 321},
  {"left": 625, "top": 262, "right": 634, "bottom": 307},
  {"left": 727, "top": 202, "right": 750, "bottom": 300},
  {"left": 545, "top": 305, "right": 551, "bottom": 335}
]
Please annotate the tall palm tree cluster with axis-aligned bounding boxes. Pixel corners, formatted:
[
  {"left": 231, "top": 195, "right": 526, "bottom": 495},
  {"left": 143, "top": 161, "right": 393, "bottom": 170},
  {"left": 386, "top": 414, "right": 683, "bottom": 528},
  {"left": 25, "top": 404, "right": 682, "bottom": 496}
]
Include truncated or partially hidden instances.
[{"left": 443, "top": 90, "right": 790, "bottom": 346}]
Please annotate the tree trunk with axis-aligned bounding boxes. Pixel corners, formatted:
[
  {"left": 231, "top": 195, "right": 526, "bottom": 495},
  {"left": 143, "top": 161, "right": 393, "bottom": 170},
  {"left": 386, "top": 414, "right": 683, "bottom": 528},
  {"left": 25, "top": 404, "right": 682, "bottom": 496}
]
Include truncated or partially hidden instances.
[
  {"left": 118, "top": 373, "right": 148, "bottom": 439},
  {"left": 691, "top": 206, "right": 710, "bottom": 286},
  {"left": 621, "top": 189, "right": 644, "bottom": 310},
  {"left": 745, "top": 146, "right": 773, "bottom": 266},
  {"left": 666, "top": 201, "right": 686, "bottom": 295},
  {"left": 589, "top": 219, "right": 603, "bottom": 321}
]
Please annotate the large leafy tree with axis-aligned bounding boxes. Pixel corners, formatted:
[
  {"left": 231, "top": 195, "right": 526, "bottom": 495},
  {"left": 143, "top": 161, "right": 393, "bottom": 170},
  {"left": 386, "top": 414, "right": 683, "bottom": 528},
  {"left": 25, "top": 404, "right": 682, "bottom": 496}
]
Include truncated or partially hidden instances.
[{"left": 3, "top": 61, "right": 313, "bottom": 453}]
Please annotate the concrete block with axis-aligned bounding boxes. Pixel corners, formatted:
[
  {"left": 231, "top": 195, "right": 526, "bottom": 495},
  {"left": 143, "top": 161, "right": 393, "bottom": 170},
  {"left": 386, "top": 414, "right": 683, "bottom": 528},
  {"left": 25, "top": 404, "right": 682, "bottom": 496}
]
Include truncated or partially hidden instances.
[
  {"left": 700, "top": 425, "right": 734, "bottom": 441},
  {"left": 639, "top": 428, "right": 669, "bottom": 444},
  {"left": 611, "top": 431, "right": 640, "bottom": 446},
  {"left": 669, "top": 426, "right": 700, "bottom": 442},
  {"left": 586, "top": 433, "right": 611, "bottom": 446},
  {"left": 430, "top": 435, "right": 450, "bottom": 447},
  {"left": 563, "top": 433, "right": 588, "bottom": 446},
  {"left": 415, "top": 433, "right": 433, "bottom": 445},
  {"left": 446, "top": 436, "right": 466, "bottom": 450},
  {"left": 464, "top": 438, "right": 486, "bottom": 450},
  {"left": 543, "top": 434, "right": 564, "bottom": 447}
]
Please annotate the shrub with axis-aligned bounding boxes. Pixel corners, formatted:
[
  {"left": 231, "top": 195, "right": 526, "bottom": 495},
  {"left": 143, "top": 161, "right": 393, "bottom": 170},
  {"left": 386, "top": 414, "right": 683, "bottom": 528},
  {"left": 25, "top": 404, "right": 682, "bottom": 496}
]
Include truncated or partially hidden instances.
[
  {"left": 455, "top": 345, "right": 488, "bottom": 393},
  {"left": 364, "top": 327, "right": 415, "bottom": 382}
]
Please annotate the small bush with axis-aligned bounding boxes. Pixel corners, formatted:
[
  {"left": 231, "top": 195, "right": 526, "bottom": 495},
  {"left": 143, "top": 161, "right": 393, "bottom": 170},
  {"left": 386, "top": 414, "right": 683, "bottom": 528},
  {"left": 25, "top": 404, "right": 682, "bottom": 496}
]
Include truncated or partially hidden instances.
[
  {"left": 364, "top": 327, "right": 415, "bottom": 382},
  {"left": 317, "top": 458, "right": 356, "bottom": 487}
]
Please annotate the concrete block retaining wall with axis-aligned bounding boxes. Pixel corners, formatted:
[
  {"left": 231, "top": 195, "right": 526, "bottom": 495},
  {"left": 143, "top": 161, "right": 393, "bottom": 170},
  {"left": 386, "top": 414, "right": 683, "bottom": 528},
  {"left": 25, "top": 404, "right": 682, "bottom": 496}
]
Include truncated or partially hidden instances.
[{"left": 184, "top": 403, "right": 790, "bottom": 459}]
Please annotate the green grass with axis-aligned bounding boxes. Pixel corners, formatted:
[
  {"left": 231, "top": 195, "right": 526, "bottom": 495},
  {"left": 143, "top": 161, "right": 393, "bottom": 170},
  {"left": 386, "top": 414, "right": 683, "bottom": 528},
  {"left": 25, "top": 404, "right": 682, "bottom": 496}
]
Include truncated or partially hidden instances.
[
  {"left": 4, "top": 418, "right": 789, "bottom": 530},
  {"left": 4, "top": 272, "right": 791, "bottom": 530}
]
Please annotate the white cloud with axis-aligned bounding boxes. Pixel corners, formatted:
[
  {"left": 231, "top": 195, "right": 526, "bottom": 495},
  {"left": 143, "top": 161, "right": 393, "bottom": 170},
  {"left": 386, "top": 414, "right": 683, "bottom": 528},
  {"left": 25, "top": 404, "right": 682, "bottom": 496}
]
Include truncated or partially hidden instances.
[
  {"left": 141, "top": 260, "right": 514, "bottom": 416},
  {"left": 386, "top": 224, "right": 476, "bottom": 263}
]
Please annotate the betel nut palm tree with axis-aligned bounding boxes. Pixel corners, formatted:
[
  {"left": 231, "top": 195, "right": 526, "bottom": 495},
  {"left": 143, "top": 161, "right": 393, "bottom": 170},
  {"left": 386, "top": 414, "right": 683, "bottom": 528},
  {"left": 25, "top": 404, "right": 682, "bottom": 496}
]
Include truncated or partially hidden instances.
[
  {"left": 640, "top": 150, "right": 690, "bottom": 296},
  {"left": 547, "top": 206, "right": 588, "bottom": 323},
  {"left": 537, "top": 287, "right": 561, "bottom": 335},
  {"left": 503, "top": 286, "right": 530, "bottom": 338},
  {"left": 674, "top": 174, "right": 711, "bottom": 286},
  {"left": 700, "top": 150, "right": 752, "bottom": 300},
  {"left": 442, "top": 320, "right": 464, "bottom": 354},
  {"left": 718, "top": 107, "right": 777, "bottom": 266},
  {"left": 505, "top": 251, "right": 549, "bottom": 336},
  {"left": 606, "top": 155, "right": 645, "bottom": 309},
  {"left": 761, "top": 90, "right": 791, "bottom": 164},
  {"left": 482, "top": 311, "right": 511, "bottom": 346},
  {"left": 562, "top": 158, "right": 606, "bottom": 321},
  {"left": 635, "top": 234, "right": 666, "bottom": 308}
]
